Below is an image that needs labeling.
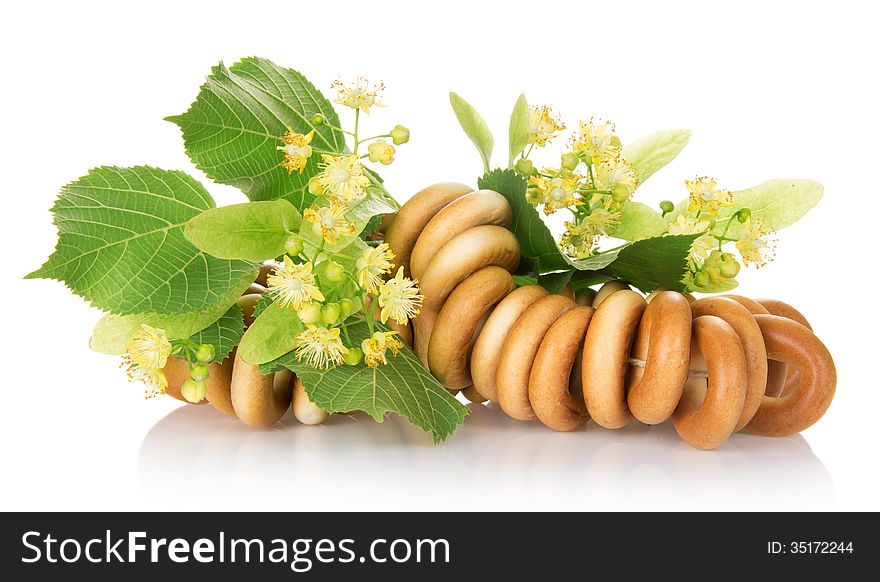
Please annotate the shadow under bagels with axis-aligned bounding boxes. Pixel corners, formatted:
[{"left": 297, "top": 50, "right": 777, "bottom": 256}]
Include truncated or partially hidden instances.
[{"left": 385, "top": 182, "right": 837, "bottom": 450}]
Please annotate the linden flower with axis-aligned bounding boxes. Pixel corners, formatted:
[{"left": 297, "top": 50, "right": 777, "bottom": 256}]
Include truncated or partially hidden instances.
[
  {"left": 277, "top": 129, "right": 315, "bottom": 174},
  {"left": 367, "top": 139, "right": 395, "bottom": 165},
  {"left": 331, "top": 77, "right": 385, "bottom": 113},
  {"left": 267, "top": 257, "right": 325, "bottom": 310},
  {"left": 318, "top": 154, "right": 372, "bottom": 202},
  {"left": 528, "top": 171, "right": 583, "bottom": 215},
  {"left": 736, "top": 218, "right": 776, "bottom": 267},
  {"left": 582, "top": 207, "right": 621, "bottom": 236},
  {"left": 559, "top": 221, "right": 597, "bottom": 260},
  {"left": 378, "top": 267, "right": 423, "bottom": 325},
  {"left": 528, "top": 105, "right": 565, "bottom": 147},
  {"left": 127, "top": 324, "right": 171, "bottom": 370},
  {"left": 294, "top": 325, "right": 347, "bottom": 370},
  {"left": 356, "top": 243, "right": 395, "bottom": 293},
  {"left": 303, "top": 203, "right": 358, "bottom": 246},
  {"left": 121, "top": 354, "right": 168, "bottom": 399},
  {"left": 686, "top": 176, "right": 734, "bottom": 218},
  {"left": 667, "top": 215, "right": 713, "bottom": 260},
  {"left": 593, "top": 157, "right": 639, "bottom": 202},
  {"left": 361, "top": 330, "right": 404, "bottom": 368},
  {"left": 572, "top": 118, "right": 621, "bottom": 165}
]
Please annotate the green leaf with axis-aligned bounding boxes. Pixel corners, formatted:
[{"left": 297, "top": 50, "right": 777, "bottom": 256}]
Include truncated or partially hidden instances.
[
  {"left": 88, "top": 270, "right": 257, "bottom": 355},
  {"left": 710, "top": 179, "right": 823, "bottom": 239},
  {"left": 450, "top": 92, "right": 494, "bottom": 173},
  {"left": 238, "top": 299, "right": 304, "bottom": 364},
  {"left": 512, "top": 274, "right": 538, "bottom": 287},
  {"left": 188, "top": 304, "right": 245, "bottom": 362},
  {"left": 538, "top": 270, "right": 573, "bottom": 293},
  {"left": 570, "top": 271, "right": 612, "bottom": 292},
  {"left": 26, "top": 166, "right": 258, "bottom": 315},
  {"left": 184, "top": 199, "right": 301, "bottom": 261},
  {"left": 622, "top": 129, "right": 691, "bottom": 183},
  {"left": 508, "top": 94, "right": 530, "bottom": 167},
  {"left": 166, "top": 57, "right": 344, "bottom": 209},
  {"left": 263, "top": 320, "right": 467, "bottom": 443},
  {"left": 477, "top": 169, "right": 568, "bottom": 273},
  {"left": 608, "top": 234, "right": 702, "bottom": 293},
  {"left": 611, "top": 201, "right": 668, "bottom": 241},
  {"left": 563, "top": 250, "right": 620, "bottom": 271}
]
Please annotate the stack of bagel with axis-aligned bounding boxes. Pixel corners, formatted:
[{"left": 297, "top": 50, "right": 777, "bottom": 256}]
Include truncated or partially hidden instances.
[{"left": 384, "top": 183, "right": 837, "bottom": 450}]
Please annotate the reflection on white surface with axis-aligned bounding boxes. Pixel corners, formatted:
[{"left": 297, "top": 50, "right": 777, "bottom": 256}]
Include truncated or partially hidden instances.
[{"left": 139, "top": 403, "right": 833, "bottom": 511}]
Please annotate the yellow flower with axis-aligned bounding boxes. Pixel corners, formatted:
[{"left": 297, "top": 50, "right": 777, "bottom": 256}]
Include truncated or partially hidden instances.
[
  {"left": 331, "top": 77, "right": 385, "bottom": 113},
  {"left": 528, "top": 170, "right": 583, "bottom": 215},
  {"left": 686, "top": 176, "right": 734, "bottom": 218},
  {"left": 356, "top": 243, "right": 395, "bottom": 293},
  {"left": 127, "top": 324, "right": 171, "bottom": 370},
  {"left": 593, "top": 157, "right": 639, "bottom": 202},
  {"left": 571, "top": 118, "right": 621, "bottom": 165},
  {"left": 303, "top": 202, "right": 358, "bottom": 246},
  {"left": 378, "top": 267, "right": 423, "bottom": 325},
  {"left": 367, "top": 140, "right": 395, "bottom": 165},
  {"left": 361, "top": 330, "right": 404, "bottom": 368},
  {"left": 528, "top": 105, "right": 565, "bottom": 146},
  {"left": 266, "top": 257, "right": 325, "bottom": 310},
  {"left": 667, "top": 215, "right": 713, "bottom": 261},
  {"left": 736, "top": 218, "right": 776, "bottom": 267},
  {"left": 317, "top": 154, "right": 372, "bottom": 202},
  {"left": 277, "top": 129, "right": 314, "bottom": 174},
  {"left": 121, "top": 354, "right": 168, "bottom": 399},
  {"left": 559, "top": 221, "right": 597, "bottom": 260},
  {"left": 294, "top": 325, "right": 347, "bottom": 370},
  {"left": 582, "top": 207, "right": 621, "bottom": 236}
]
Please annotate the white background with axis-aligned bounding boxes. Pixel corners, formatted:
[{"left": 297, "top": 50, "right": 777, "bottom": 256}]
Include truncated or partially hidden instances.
[{"left": 1, "top": 0, "right": 877, "bottom": 511}]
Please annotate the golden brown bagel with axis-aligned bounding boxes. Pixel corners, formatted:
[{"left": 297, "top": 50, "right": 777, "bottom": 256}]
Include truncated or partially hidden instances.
[
  {"left": 428, "top": 267, "right": 515, "bottom": 390},
  {"left": 230, "top": 351, "right": 291, "bottom": 428},
  {"left": 529, "top": 306, "right": 593, "bottom": 431},
  {"left": 582, "top": 290, "right": 646, "bottom": 428},
  {"left": 497, "top": 294, "right": 575, "bottom": 420},
  {"left": 756, "top": 299, "right": 812, "bottom": 331},
  {"left": 410, "top": 189, "right": 513, "bottom": 279},
  {"left": 470, "top": 285, "right": 549, "bottom": 401},
  {"left": 592, "top": 280, "right": 631, "bottom": 308},
  {"left": 384, "top": 182, "right": 473, "bottom": 272},
  {"left": 412, "top": 307, "right": 438, "bottom": 368},
  {"left": 292, "top": 375, "right": 329, "bottom": 425}
]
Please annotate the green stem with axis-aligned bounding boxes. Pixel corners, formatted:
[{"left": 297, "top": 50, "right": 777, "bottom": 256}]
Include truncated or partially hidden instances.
[
  {"left": 715, "top": 214, "right": 739, "bottom": 250},
  {"left": 340, "top": 320, "right": 353, "bottom": 346},
  {"left": 353, "top": 109, "right": 361, "bottom": 155},
  {"left": 358, "top": 133, "right": 391, "bottom": 143}
]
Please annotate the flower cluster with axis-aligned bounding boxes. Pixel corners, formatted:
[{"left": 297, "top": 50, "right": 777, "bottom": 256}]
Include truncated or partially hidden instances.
[
  {"left": 516, "top": 109, "right": 638, "bottom": 260},
  {"left": 668, "top": 178, "right": 776, "bottom": 291},
  {"left": 123, "top": 324, "right": 216, "bottom": 402},
  {"left": 269, "top": 79, "right": 421, "bottom": 370}
]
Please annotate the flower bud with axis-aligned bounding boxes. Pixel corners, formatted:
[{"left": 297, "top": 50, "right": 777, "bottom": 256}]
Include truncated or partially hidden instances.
[
  {"left": 195, "top": 343, "right": 215, "bottom": 363},
  {"left": 367, "top": 140, "right": 395, "bottom": 165},
  {"left": 181, "top": 378, "right": 208, "bottom": 403},
  {"left": 693, "top": 271, "right": 711, "bottom": 288},
  {"left": 311, "top": 113, "right": 326, "bottom": 126},
  {"left": 659, "top": 200, "right": 674, "bottom": 215},
  {"left": 561, "top": 152, "right": 580, "bottom": 171},
  {"left": 284, "top": 235, "right": 304, "bottom": 257},
  {"left": 190, "top": 364, "right": 210, "bottom": 381},
  {"left": 321, "top": 303, "right": 341, "bottom": 325},
  {"left": 515, "top": 158, "right": 535, "bottom": 175},
  {"left": 390, "top": 124, "right": 410, "bottom": 145},
  {"left": 737, "top": 208, "right": 751, "bottom": 223},
  {"left": 338, "top": 297, "right": 359, "bottom": 318},
  {"left": 297, "top": 303, "right": 323, "bottom": 324},
  {"left": 344, "top": 347, "right": 363, "bottom": 366},
  {"left": 308, "top": 175, "right": 325, "bottom": 196},
  {"left": 323, "top": 261, "right": 345, "bottom": 283},
  {"left": 719, "top": 260, "right": 740, "bottom": 278}
]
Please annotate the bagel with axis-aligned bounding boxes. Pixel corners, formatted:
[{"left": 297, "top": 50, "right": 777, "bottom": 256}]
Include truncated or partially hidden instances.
[
  {"left": 497, "top": 294, "right": 575, "bottom": 420},
  {"left": 419, "top": 225, "right": 520, "bottom": 311},
  {"left": 384, "top": 182, "right": 473, "bottom": 272},
  {"left": 756, "top": 299, "right": 812, "bottom": 331},
  {"left": 428, "top": 266, "right": 515, "bottom": 390},
  {"left": 626, "top": 291, "right": 692, "bottom": 425},
  {"left": 592, "top": 280, "right": 631, "bottom": 308},
  {"left": 470, "top": 285, "right": 549, "bottom": 400},
  {"left": 582, "top": 290, "right": 646, "bottom": 428},
  {"left": 292, "top": 375, "right": 329, "bottom": 425},
  {"left": 230, "top": 350, "right": 291, "bottom": 428},
  {"left": 410, "top": 189, "right": 513, "bottom": 279},
  {"left": 529, "top": 306, "right": 593, "bottom": 431},
  {"left": 413, "top": 307, "right": 438, "bottom": 367},
  {"left": 672, "top": 315, "right": 748, "bottom": 450}
]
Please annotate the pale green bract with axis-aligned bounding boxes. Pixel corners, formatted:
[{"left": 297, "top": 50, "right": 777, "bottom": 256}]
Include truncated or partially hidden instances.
[
  {"left": 188, "top": 304, "right": 245, "bottom": 362},
  {"left": 262, "top": 320, "right": 468, "bottom": 444},
  {"left": 622, "top": 129, "right": 691, "bottom": 183},
  {"left": 26, "top": 166, "right": 258, "bottom": 316},
  {"left": 238, "top": 297, "right": 303, "bottom": 365},
  {"left": 89, "top": 272, "right": 257, "bottom": 355},
  {"left": 611, "top": 201, "right": 668, "bottom": 241},
  {"left": 167, "top": 57, "right": 344, "bottom": 210},
  {"left": 185, "top": 199, "right": 302, "bottom": 262},
  {"left": 508, "top": 94, "right": 530, "bottom": 167},
  {"left": 449, "top": 92, "right": 494, "bottom": 174}
]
